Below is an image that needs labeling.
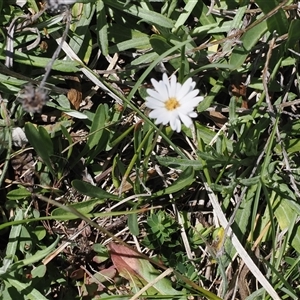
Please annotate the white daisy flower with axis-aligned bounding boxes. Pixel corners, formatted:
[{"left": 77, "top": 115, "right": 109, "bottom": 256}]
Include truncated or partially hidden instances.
[{"left": 145, "top": 73, "right": 203, "bottom": 133}]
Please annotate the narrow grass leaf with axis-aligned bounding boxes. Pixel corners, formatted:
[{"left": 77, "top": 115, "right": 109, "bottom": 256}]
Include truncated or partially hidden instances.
[
  {"left": 229, "top": 19, "right": 268, "bottom": 68},
  {"left": 69, "top": 2, "right": 95, "bottom": 63},
  {"left": 0, "top": 208, "right": 23, "bottom": 275},
  {"left": 4, "top": 278, "right": 47, "bottom": 300},
  {"left": 8, "top": 51, "right": 79, "bottom": 72},
  {"left": 96, "top": 0, "right": 109, "bottom": 56},
  {"left": 174, "top": 0, "right": 197, "bottom": 29},
  {"left": 286, "top": 19, "right": 300, "bottom": 51},
  {"left": 255, "top": 0, "right": 288, "bottom": 35},
  {"left": 8, "top": 235, "right": 59, "bottom": 272},
  {"left": 109, "top": 36, "right": 150, "bottom": 52},
  {"left": 188, "top": 0, "right": 223, "bottom": 40},
  {"left": 156, "top": 156, "right": 203, "bottom": 171},
  {"left": 51, "top": 199, "right": 105, "bottom": 217},
  {"left": 103, "top": 0, "right": 174, "bottom": 28}
]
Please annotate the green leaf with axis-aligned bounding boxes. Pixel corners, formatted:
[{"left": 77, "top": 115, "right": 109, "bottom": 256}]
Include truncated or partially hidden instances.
[
  {"left": 130, "top": 52, "right": 158, "bottom": 65},
  {"left": 156, "top": 156, "right": 203, "bottom": 170},
  {"left": 19, "top": 226, "right": 33, "bottom": 253},
  {"left": 232, "top": 184, "right": 256, "bottom": 245},
  {"left": 188, "top": 0, "right": 223, "bottom": 40},
  {"left": 97, "top": 0, "right": 109, "bottom": 56},
  {"left": 4, "top": 278, "right": 48, "bottom": 300},
  {"left": 72, "top": 179, "right": 120, "bottom": 201},
  {"left": 51, "top": 199, "right": 105, "bottom": 217},
  {"left": 69, "top": 2, "right": 95, "bottom": 63},
  {"left": 128, "top": 213, "right": 139, "bottom": 236},
  {"left": 7, "top": 187, "right": 31, "bottom": 200},
  {"left": 92, "top": 243, "right": 110, "bottom": 263},
  {"left": 255, "top": 0, "right": 288, "bottom": 36},
  {"left": 109, "top": 36, "right": 150, "bottom": 53},
  {"left": 45, "top": 101, "right": 88, "bottom": 119},
  {"left": 0, "top": 73, "right": 27, "bottom": 87},
  {"left": 274, "top": 198, "right": 300, "bottom": 253},
  {"left": 229, "top": 18, "right": 268, "bottom": 68},
  {"left": 152, "top": 167, "right": 195, "bottom": 197},
  {"left": 86, "top": 104, "right": 107, "bottom": 149},
  {"left": 108, "top": 23, "right": 150, "bottom": 47},
  {"left": 286, "top": 19, "right": 300, "bottom": 51},
  {"left": 103, "top": 0, "right": 174, "bottom": 28},
  {"left": 174, "top": 0, "right": 197, "bottom": 29},
  {"left": 196, "top": 123, "right": 234, "bottom": 151},
  {"left": 32, "top": 226, "right": 46, "bottom": 241},
  {"left": 0, "top": 208, "right": 23, "bottom": 275},
  {"left": 31, "top": 264, "right": 47, "bottom": 278},
  {"left": 24, "top": 123, "right": 55, "bottom": 176},
  {"left": 38, "top": 126, "right": 53, "bottom": 154},
  {"left": 7, "top": 51, "right": 79, "bottom": 72},
  {"left": 197, "top": 79, "right": 225, "bottom": 112},
  {"left": 7, "top": 236, "right": 59, "bottom": 274}
]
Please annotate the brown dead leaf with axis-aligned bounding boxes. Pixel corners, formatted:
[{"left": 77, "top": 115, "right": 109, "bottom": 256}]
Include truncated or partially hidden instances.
[
  {"left": 108, "top": 243, "right": 144, "bottom": 282},
  {"left": 65, "top": 75, "right": 82, "bottom": 110},
  {"left": 205, "top": 110, "right": 228, "bottom": 127},
  {"left": 230, "top": 75, "right": 248, "bottom": 109},
  {"left": 70, "top": 268, "right": 85, "bottom": 280},
  {"left": 108, "top": 243, "right": 183, "bottom": 297}
]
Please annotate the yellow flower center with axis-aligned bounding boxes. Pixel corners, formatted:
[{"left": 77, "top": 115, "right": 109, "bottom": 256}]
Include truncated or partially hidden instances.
[{"left": 165, "top": 97, "right": 180, "bottom": 111}]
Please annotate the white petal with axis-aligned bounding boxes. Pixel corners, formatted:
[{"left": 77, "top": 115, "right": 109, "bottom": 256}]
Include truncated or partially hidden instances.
[
  {"left": 158, "top": 81, "right": 170, "bottom": 99},
  {"left": 176, "top": 106, "right": 194, "bottom": 115},
  {"left": 151, "top": 78, "right": 169, "bottom": 99},
  {"left": 189, "top": 80, "right": 196, "bottom": 90},
  {"left": 147, "top": 78, "right": 166, "bottom": 97},
  {"left": 150, "top": 78, "right": 160, "bottom": 90},
  {"left": 180, "top": 96, "right": 204, "bottom": 108},
  {"left": 175, "top": 82, "right": 182, "bottom": 97},
  {"left": 146, "top": 89, "right": 164, "bottom": 101},
  {"left": 162, "top": 73, "right": 169, "bottom": 85},
  {"left": 145, "top": 96, "right": 165, "bottom": 106},
  {"left": 162, "top": 73, "right": 171, "bottom": 92},
  {"left": 157, "top": 81, "right": 169, "bottom": 99},
  {"left": 179, "top": 113, "right": 193, "bottom": 128},
  {"left": 145, "top": 99, "right": 165, "bottom": 109},
  {"left": 158, "top": 115, "right": 170, "bottom": 125},
  {"left": 169, "top": 75, "right": 177, "bottom": 97},
  {"left": 177, "top": 78, "right": 194, "bottom": 99},
  {"left": 169, "top": 115, "right": 181, "bottom": 132},
  {"left": 149, "top": 110, "right": 170, "bottom": 125},
  {"left": 180, "top": 89, "right": 200, "bottom": 101},
  {"left": 175, "top": 119, "right": 182, "bottom": 132},
  {"left": 149, "top": 109, "right": 164, "bottom": 119},
  {"left": 188, "top": 111, "right": 197, "bottom": 118}
]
